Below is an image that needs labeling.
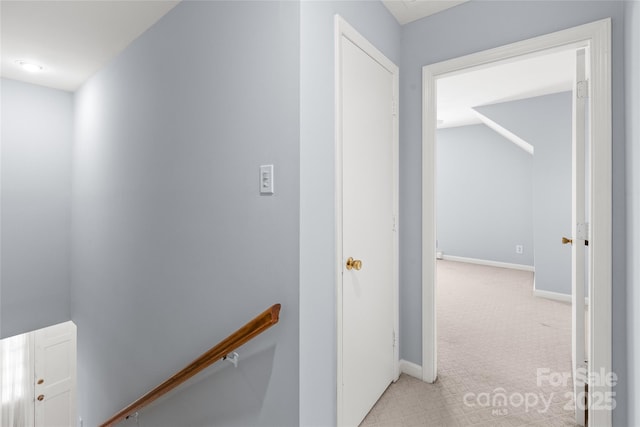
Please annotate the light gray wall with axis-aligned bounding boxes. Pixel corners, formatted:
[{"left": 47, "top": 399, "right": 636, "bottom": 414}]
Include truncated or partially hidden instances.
[
  {"left": 299, "top": 2, "right": 400, "bottom": 425},
  {"left": 624, "top": 0, "right": 640, "bottom": 424},
  {"left": 436, "top": 124, "right": 534, "bottom": 265},
  {"left": 72, "top": 2, "right": 300, "bottom": 426},
  {"left": 1, "top": 78, "right": 72, "bottom": 338},
  {"left": 399, "top": 2, "right": 627, "bottom": 423},
  {"left": 475, "top": 92, "right": 573, "bottom": 295}
]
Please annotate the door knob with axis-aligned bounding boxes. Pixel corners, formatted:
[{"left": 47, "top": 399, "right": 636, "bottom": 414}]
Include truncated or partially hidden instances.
[
  {"left": 346, "top": 257, "right": 362, "bottom": 271},
  {"left": 37, "top": 379, "right": 44, "bottom": 385},
  {"left": 37, "top": 394, "right": 44, "bottom": 401},
  {"left": 562, "top": 237, "right": 573, "bottom": 245}
]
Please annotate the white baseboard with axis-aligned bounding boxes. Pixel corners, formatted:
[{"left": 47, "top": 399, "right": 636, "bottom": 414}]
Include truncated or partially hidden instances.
[
  {"left": 441, "top": 255, "right": 535, "bottom": 272},
  {"left": 533, "top": 289, "right": 571, "bottom": 303},
  {"left": 533, "top": 289, "right": 589, "bottom": 306},
  {"left": 399, "top": 359, "right": 422, "bottom": 380}
]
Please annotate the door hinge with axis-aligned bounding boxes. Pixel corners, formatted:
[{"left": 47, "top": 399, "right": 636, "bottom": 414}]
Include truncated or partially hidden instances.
[
  {"left": 392, "top": 331, "right": 396, "bottom": 348},
  {"left": 577, "top": 80, "right": 589, "bottom": 99},
  {"left": 392, "top": 100, "right": 397, "bottom": 116},
  {"left": 392, "top": 216, "right": 398, "bottom": 232}
]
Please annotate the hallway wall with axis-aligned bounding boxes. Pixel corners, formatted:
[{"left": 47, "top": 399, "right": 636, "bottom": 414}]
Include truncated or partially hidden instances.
[
  {"left": 436, "top": 124, "right": 534, "bottom": 266},
  {"left": 1, "top": 79, "right": 73, "bottom": 338},
  {"left": 475, "top": 92, "right": 573, "bottom": 295},
  {"left": 72, "top": 2, "right": 300, "bottom": 425}
]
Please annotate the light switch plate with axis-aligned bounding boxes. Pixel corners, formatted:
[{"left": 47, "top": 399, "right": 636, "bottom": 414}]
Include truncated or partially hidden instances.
[{"left": 260, "top": 164, "right": 274, "bottom": 195}]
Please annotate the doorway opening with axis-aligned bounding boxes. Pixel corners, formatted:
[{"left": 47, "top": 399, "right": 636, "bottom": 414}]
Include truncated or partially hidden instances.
[
  {"left": 422, "top": 19, "right": 612, "bottom": 427},
  {"left": 435, "top": 44, "right": 579, "bottom": 425}
]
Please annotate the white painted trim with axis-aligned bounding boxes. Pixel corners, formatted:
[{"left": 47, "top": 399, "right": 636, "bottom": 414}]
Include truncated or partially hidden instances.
[
  {"left": 335, "top": 15, "right": 399, "bottom": 427},
  {"left": 534, "top": 289, "right": 572, "bottom": 303},
  {"left": 585, "top": 19, "right": 612, "bottom": 427},
  {"left": 533, "top": 289, "right": 589, "bottom": 306},
  {"left": 422, "top": 60, "right": 438, "bottom": 385},
  {"left": 399, "top": 359, "right": 423, "bottom": 380},
  {"left": 472, "top": 109, "right": 534, "bottom": 155},
  {"left": 441, "top": 254, "right": 535, "bottom": 272},
  {"left": 422, "top": 19, "right": 612, "bottom": 426},
  {"left": 335, "top": 17, "right": 344, "bottom": 424}
]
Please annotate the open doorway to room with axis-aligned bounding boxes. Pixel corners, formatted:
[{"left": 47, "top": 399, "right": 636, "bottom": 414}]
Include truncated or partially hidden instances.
[
  {"left": 421, "top": 19, "right": 612, "bottom": 427},
  {"left": 0, "top": 321, "right": 77, "bottom": 427},
  {"left": 434, "top": 47, "right": 580, "bottom": 425}
]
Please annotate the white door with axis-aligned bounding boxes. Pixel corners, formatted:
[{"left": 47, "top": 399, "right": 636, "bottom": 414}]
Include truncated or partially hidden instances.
[
  {"left": 34, "top": 321, "right": 77, "bottom": 427},
  {"left": 337, "top": 17, "right": 398, "bottom": 427},
  {"left": 571, "top": 47, "right": 588, "bottom": 427}
]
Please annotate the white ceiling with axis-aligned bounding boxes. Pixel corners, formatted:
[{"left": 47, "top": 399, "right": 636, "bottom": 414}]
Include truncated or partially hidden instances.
[
  {"left": 1, "top": 0, "right": 180, "bottom": 92},
  {"left": 1, "top": 0, "right": 572, "bottom": 108},
  {"left": 437, "top": 49, "right": 576, "bottom": 129},
  {"left": 382, "top": 0, "right": 469, "bottom": 25}
]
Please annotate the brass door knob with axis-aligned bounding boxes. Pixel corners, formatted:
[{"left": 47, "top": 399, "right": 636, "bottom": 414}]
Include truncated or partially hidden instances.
[
  {"left": 562, "top": 237, "right": 573, "bottom": 245},
  {"left": 346, "top": 257, "right": 362, "bottom": 271},
  {"left": 37, "top": 379, "right": 44, "bottom": 385},
  {"left": 37, "top": 394, "right": 44, "bottom": 401}
]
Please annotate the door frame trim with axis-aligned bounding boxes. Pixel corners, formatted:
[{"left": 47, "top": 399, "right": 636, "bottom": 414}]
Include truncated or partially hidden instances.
[
  {"left": 335, "top": 14, "right": 400, "bottom": 426},
  {"left": 422, "top": 18, "right": 612, "bottom": 426}
]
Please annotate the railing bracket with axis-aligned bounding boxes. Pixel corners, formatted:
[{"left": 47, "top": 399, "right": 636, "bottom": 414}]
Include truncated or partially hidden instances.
[
  {"left": 223, "top": 351, "right": 239, "bottom": 368},
  {"left": 125, "top": 412, "right": 138, "bottom": 420}
]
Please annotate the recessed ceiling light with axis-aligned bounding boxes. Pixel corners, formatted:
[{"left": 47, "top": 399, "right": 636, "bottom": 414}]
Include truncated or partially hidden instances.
[{"left": 15, "top": 60, "right": 44, "bottom": 73}]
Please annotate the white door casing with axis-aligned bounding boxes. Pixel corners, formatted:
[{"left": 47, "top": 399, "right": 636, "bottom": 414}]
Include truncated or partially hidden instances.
[
  {"left": 34, "top": 321, "right": 77, "bottom": 427},
  {"left": 572, "top": 47, "right": 588, "bottom": 427},
  {"left": 335, "top": 15, "right": 399, "bottom": 427},
  {"left": 422, "top": 19, "right": 612, "bottom": 426}
]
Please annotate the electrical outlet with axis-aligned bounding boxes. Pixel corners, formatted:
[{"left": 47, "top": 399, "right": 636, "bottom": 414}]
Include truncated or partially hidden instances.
[{"left": 516, "top": 245, "right": 524, "bottom": 254}]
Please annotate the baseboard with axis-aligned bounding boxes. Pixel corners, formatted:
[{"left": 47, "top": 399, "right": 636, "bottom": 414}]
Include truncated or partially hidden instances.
[
  {"left": 441, "top": 255, "right": 535, "bottom": 272},
  {"left": 533, "top": 289, "right": 589, "bottom": 306},
  {"left": 533, "top": 289, "right": 572, "bottom": 303},
  {"left": 399, "top": 359, "right": 422, "bottom": 380}
]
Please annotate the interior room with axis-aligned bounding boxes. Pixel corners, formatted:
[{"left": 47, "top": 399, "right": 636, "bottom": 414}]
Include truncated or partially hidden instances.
[{"left": 1, "top": 1, "right": 638, "bottom": 426}]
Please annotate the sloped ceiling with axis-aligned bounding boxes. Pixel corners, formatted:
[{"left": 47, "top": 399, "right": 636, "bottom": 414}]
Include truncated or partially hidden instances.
[
  {"left": 437, "top": 49, "right": 576, "bottom": 129},
  {"left": 382, "top": 0, "right": 469, "bottom": 25}
]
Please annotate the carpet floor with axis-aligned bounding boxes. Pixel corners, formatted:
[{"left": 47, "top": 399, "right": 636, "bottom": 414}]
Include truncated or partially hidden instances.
[{"left": 360, "top": 260, "right": 577, "bottom": 427}]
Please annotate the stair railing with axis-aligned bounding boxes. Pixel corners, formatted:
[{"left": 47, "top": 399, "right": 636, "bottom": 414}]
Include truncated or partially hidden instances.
[{"left": 100, "top": 303, "right": 281, "bottom": 427}]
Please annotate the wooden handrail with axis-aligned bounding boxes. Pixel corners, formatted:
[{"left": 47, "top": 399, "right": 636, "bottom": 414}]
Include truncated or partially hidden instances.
[{"left": 100, "top": 303, "right": 281, "bottom": 427}]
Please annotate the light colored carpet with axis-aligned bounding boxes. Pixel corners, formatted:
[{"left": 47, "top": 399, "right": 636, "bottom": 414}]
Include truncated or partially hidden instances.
[{"left": 360, "top": 260, "right": 577, "bottom": 427}]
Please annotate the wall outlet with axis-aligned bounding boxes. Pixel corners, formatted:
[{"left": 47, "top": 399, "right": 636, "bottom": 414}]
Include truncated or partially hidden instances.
[{"left": 516, "top": 244, "right": 524, "bottom": 254}]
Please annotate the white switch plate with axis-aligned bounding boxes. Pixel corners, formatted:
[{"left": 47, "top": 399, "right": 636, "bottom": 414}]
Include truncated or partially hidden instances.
[
  {"left": 516, "top": 245, "right": 524, "bottom": 254},
  {"left": 260, "top": 164, "right": 274, "bottom": 195}
]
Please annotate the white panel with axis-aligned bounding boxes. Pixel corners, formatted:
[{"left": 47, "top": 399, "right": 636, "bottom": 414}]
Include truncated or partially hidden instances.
[
  {"left": 34, "top": 321, "right": 77, "bottom": 427},
  {"left": 341, "top": 35, "right": 395, "bottom": 427},
  {"left": 336, "top": 16, "right": 399, "bottom": 427},
  {"left": 572, "top": 48, "right": 587, "bottom": 427},
  {"left": 42, "top": 391, "right": 72, "bottom": 427}
]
